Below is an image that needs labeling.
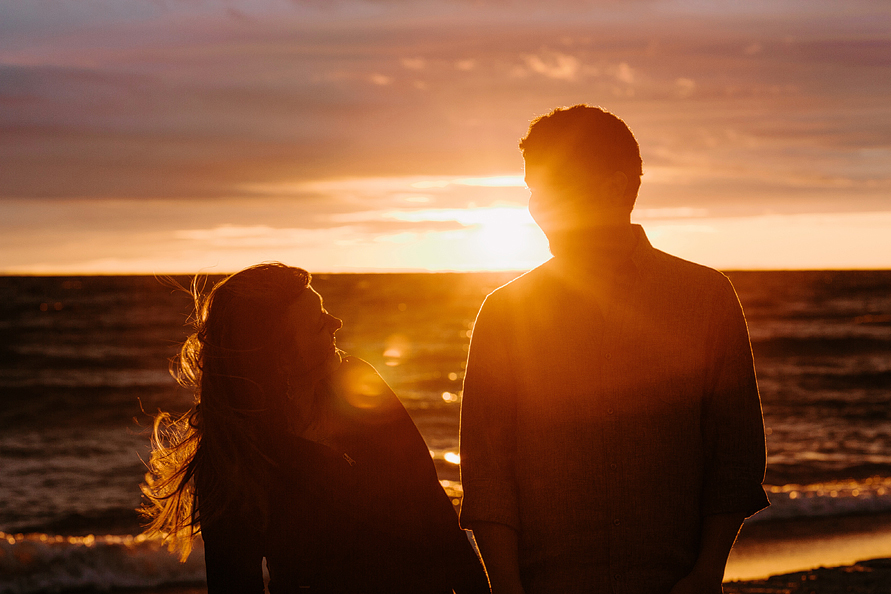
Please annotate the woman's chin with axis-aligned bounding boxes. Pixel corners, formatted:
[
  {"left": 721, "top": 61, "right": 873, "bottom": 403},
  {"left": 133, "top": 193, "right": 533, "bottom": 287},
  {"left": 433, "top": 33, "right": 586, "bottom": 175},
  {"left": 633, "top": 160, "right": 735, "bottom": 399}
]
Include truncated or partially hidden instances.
[{"left": 323, "top": 349, "right": 343, "bottom": 375}]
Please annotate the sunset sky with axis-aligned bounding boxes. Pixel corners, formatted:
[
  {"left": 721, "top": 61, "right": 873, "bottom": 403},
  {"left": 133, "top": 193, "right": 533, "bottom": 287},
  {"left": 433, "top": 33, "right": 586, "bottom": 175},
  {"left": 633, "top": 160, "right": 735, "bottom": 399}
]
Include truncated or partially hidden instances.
[{"left": 1, "top": 0, "right": 889, "bottom": 273}]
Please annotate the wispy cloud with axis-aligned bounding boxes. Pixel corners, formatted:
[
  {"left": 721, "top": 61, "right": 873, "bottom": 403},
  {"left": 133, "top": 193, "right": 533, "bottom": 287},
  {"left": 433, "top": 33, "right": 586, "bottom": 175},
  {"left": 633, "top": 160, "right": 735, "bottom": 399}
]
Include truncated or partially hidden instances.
[
  {"left": 522, "top": 51, "right": 582, "bottom": 81},
  {"left": 3, "top": 8, "right": 888, "bottom": 202}
]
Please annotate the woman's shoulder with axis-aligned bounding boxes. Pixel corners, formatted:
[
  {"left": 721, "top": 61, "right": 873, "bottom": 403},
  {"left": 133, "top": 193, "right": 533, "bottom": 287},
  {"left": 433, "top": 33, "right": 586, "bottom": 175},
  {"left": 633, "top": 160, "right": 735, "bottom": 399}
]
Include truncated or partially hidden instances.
[
  {"left": 338, "top": 354, "right": 379, "bottom": 375},
  {"left": 331, "top": 356, "right": 406, "bottom": 420},
  {"left": 336, "top": 355, "right": 390, "bottom": 394}
]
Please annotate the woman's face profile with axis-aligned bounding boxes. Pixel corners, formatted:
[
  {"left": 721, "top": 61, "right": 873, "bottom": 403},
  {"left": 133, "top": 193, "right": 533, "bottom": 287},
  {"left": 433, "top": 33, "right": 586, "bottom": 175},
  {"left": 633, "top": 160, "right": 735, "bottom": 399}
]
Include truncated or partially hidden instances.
[{"left": 285, "top": 286, "right": 343, "bottom": 376}]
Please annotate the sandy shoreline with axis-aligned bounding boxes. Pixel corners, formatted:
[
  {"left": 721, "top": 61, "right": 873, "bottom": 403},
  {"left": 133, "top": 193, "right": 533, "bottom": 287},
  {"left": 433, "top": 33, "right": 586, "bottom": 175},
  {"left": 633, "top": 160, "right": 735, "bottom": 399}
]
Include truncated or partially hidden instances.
[
  {"left": 725, "top": 512, "right": 891, "bottom": 582},
  {"left": 725, "top": 557, "right": 891, "bottom": 593},
  {"left": 89, "top": 558, "right": 891, "bottom": 594},
  {"left": 9, "top": 557, "right": 888, "bottom": 593},
  {"left": 9, "top": 513, "right": 891, "bottom": 593}
]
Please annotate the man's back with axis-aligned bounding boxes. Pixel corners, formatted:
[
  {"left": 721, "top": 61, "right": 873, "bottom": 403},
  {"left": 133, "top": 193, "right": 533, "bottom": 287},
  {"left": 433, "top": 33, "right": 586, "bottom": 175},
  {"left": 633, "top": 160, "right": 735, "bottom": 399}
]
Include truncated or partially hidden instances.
[{"left": 460, "top": 226, "right": 769, "bottom": 593}]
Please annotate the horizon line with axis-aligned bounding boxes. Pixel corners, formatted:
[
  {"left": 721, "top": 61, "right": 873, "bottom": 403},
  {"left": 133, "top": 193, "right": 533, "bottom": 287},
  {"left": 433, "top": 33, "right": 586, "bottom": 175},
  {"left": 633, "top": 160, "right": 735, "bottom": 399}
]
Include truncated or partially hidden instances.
[{"left": 3, "top": 266, "right": 891, "bottom": 277}]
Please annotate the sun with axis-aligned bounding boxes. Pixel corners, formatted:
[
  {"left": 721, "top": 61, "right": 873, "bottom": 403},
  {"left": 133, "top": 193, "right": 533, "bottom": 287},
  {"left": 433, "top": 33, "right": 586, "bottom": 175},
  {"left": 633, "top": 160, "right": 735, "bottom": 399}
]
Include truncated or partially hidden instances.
[
  {"left": 470, "top": 207, "right": 548, "bottom": 264},
  {"left": 380, "top": 196, "right": 551, "bottom": 270}
]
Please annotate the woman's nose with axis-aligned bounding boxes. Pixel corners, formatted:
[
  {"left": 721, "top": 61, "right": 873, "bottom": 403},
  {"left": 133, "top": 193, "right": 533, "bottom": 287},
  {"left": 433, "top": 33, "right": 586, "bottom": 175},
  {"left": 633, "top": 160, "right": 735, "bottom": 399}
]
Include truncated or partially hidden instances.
[{"left": 329, "top": 315, "right": 343, "bottom": 332}]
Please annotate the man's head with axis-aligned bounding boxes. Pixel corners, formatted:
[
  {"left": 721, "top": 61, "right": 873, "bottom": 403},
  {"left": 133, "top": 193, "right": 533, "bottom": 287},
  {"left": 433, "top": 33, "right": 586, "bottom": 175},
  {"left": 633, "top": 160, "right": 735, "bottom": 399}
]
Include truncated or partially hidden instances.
[{"left": 520, "top": 105, "right": 642, "bottom": 246}]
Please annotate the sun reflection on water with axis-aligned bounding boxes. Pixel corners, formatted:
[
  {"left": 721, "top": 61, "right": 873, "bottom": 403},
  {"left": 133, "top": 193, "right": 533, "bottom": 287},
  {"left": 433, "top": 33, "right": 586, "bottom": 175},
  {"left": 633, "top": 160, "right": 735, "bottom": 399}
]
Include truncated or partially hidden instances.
[{"left": 383, "top": 334, "right": 412, "bottom": 367}]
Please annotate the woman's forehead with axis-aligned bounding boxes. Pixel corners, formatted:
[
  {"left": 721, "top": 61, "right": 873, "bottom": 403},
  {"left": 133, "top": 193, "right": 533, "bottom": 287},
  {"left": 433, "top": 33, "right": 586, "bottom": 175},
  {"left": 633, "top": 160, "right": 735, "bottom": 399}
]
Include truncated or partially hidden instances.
[{"left": 286, "top": 286, "right": 322, "bottom": 320}]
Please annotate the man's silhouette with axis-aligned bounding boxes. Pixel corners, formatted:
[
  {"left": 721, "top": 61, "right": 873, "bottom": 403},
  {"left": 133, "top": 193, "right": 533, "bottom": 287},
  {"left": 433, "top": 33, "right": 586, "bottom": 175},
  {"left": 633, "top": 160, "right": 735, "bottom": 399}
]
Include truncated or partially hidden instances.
[{"left": 459, "top": 105, "right": 768, "bottom": 594}]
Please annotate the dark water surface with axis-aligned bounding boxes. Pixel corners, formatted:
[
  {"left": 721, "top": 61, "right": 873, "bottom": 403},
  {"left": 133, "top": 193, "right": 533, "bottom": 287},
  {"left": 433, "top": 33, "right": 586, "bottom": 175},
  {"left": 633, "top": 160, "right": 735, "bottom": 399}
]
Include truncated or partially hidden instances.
[{"left": 1, "top": 271, "right": 889, "bottom": 591}]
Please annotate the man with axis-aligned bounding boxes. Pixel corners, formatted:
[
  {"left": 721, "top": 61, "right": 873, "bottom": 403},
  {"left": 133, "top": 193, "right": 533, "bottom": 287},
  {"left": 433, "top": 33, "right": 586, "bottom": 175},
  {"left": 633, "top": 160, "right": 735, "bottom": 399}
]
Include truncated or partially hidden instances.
[{"left": 459, "top": 105, "right": 769, "bottom": 594}]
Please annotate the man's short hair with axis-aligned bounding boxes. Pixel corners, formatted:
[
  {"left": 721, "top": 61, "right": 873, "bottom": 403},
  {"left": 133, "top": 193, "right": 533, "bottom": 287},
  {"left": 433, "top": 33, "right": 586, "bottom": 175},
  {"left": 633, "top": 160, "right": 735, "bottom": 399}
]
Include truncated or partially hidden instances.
[{"left": 520, "top": 105, "right": 643, "bottom": 201}]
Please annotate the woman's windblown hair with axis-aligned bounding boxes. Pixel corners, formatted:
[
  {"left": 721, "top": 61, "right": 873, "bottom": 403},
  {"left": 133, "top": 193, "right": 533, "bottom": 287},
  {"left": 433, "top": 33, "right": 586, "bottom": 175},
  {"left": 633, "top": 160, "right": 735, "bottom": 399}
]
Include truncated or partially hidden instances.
[{"left": 140, "top": 263, "right": 312, "bottom": 560}]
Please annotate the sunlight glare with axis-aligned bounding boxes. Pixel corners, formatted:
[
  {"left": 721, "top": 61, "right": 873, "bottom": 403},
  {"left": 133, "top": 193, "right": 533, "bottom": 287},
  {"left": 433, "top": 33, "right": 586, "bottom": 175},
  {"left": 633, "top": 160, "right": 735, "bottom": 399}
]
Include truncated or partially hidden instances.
[
  {"left": 383, "top": 205, "right": 550, "bottom": 270},
  {"left": 442, "top": 391, "right": 459, "bottom": 402},
  {"left": 455, "top": 176, "right": 526, "bottom": 187},
  {"left": 383, "top": 334, "right": 412, "bottom": 367},
  {"left": 410, "top": 175, "right": 525, "bottom": 189}
]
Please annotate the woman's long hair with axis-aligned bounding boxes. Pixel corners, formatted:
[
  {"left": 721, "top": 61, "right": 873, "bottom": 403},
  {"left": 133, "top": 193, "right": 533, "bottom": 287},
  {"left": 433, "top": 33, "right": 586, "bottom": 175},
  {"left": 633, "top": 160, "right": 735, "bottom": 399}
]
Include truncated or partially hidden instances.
[{"left": 140, "top": 262, "right": 313, "bottom": 560}]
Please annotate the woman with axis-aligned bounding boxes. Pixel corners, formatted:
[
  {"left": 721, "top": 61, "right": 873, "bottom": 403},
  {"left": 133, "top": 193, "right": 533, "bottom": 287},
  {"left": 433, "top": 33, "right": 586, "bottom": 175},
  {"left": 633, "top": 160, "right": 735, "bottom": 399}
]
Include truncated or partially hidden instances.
[{"left": 141, "top": 263, "right": 488, "bottom": 593}]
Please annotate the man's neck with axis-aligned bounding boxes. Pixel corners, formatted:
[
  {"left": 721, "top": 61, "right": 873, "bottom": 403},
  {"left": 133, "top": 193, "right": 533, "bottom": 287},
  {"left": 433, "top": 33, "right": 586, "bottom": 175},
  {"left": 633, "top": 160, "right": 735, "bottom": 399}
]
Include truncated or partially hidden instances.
[{"left": 551, "top": 223, "right": 637, "bottom": 271}]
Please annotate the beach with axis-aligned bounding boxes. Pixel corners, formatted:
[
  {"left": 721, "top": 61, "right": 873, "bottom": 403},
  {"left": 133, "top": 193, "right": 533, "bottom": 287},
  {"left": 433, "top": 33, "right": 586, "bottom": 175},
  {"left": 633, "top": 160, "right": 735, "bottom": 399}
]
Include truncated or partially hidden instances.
[
  {"left": 727, "top": 512, "right": 891, "bottom": 582},
  {"left": 6, "top": 558, "right": 888, "bottom": 594},
  {"left": 5, "top": 519, "right": 891, "bottom": 593},
  {"left": 725, "top": 558, "right": 891, "bottom": 594},
  {"left": 94, "top": 560, "right": 891, "bottom": 594}
]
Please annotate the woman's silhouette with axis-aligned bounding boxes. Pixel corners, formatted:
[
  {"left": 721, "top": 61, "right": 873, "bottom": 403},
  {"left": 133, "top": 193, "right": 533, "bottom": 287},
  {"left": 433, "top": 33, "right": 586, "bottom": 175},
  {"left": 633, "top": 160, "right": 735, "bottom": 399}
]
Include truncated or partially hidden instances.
[{"left": 141, "top": 263, "right": 487, "bottom": 593}]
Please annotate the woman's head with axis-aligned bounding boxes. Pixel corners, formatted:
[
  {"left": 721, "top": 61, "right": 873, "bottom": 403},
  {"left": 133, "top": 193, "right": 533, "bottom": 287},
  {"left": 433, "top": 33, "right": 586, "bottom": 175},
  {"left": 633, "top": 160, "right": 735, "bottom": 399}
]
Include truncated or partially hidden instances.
[
  {"left": 283, "top": 285, "right": 343, "bottom": 379},
  {"left": 181, "top": 262, "right": 342, "bottom": 425}
]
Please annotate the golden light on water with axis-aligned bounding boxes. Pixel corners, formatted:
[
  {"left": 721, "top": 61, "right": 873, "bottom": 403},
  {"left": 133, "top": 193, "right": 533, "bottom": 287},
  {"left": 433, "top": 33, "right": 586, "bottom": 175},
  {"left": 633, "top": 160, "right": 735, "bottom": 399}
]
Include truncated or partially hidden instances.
[
  {"left": 443, "top": 452, "right": 461, "bottom": 465},
  {"left": 383, "top": 334, "right": 412, "bottom": 367}
]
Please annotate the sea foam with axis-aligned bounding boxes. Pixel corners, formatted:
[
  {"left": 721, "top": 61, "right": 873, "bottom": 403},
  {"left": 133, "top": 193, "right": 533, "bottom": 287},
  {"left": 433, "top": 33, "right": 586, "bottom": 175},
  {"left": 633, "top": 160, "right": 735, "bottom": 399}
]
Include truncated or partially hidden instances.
[
  {"left": 755, "top": 476, "right": 891, "bottom": 522},
  {"left": 0, "top": 532, "right": 205, "bottom": 594}
]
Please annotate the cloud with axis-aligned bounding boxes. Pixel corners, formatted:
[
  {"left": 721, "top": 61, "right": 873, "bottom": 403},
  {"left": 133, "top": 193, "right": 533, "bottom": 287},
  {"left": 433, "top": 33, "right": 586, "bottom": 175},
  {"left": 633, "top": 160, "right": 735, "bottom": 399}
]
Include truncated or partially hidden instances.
[
  {"left": 175, "top": 217, "right": 467, "bottom": 249},
  {"left": 612, "top": 61, "right": 634, "bottom": 84},
  {"left": 369, "top": 73, "right": 394, "bottom": 85},
  {"left": 401, "top": 57, "right": 426, "bottom": 70},
  {"left": 1, "top": 1, "right": 889, "bottom": 228},
  {"left": 743, "top": 42, "right": 763, "bottom": 55},
  {"left": 523, "top": 51, "right": 581, "bottom": 81},
  {"left": 674, "top": 77, "right": 696, "bottom": 97}
]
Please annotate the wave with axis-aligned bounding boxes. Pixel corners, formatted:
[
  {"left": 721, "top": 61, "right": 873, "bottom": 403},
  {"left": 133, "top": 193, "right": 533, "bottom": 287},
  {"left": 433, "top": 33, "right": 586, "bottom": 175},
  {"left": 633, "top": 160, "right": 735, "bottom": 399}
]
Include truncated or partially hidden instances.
[
  {"left": 4, "top": 508, "right": 145, "bottom": 540},
  {"left": 0, "top": 532, "right": 206, "bottom": 594},
  {"left": 752, "top": 336, "right": 891, "bottom": 358},
  {"left": 755, "top": 476, "right": 891, "bottom": 523}
]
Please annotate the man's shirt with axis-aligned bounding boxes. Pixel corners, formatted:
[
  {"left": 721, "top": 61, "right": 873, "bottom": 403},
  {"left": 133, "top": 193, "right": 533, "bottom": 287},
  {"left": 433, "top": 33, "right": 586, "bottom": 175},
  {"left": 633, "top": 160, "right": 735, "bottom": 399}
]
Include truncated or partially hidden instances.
[{"left": 459, "top": 225, "right": 769, "bottom": 594}]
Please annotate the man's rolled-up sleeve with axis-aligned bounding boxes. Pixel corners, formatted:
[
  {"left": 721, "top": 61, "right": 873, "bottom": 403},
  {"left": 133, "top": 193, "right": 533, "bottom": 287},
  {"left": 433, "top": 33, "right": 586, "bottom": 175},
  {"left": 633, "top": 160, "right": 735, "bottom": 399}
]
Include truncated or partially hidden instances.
[
  {"left": 700, "top": 279, "right": 770, "bottom": 518},
  {"left": 459, "top": 295, "right": 521, "bottom": 532}
]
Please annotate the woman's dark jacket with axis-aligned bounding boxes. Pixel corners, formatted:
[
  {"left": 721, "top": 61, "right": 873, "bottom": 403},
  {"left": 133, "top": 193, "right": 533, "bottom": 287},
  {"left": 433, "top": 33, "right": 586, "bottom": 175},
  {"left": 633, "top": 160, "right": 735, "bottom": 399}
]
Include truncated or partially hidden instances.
[{"left": 200, "top": 356, "right": 489, "bottom": 593}]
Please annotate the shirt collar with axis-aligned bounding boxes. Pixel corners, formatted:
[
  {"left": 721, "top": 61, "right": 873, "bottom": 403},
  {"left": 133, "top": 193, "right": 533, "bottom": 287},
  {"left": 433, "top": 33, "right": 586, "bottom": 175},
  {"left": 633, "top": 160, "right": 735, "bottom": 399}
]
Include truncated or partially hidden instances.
[
  {"left": 628, "top": 224, "right": 657, "bottom": 274},
  {"left": 543, "top": 224, "right": 655, "bottom": 291}
]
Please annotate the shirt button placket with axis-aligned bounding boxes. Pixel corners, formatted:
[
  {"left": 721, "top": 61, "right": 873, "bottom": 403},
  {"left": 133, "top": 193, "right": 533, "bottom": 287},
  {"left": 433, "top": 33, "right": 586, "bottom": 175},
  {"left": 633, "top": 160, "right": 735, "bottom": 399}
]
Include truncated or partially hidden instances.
[{"left": 604, "top": 343, "right": 621, "bottom": 591}]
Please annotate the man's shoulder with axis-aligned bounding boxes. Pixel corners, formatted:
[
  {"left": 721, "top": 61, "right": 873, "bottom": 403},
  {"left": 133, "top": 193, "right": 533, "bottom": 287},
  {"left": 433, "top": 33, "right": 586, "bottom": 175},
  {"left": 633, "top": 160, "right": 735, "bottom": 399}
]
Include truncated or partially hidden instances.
[
  {"left": 481, "top": 261, "right": 553, "bottom": 306},
  {"left": 646, "top": 244, "right": 734, "bottom": 296}
]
